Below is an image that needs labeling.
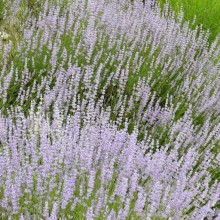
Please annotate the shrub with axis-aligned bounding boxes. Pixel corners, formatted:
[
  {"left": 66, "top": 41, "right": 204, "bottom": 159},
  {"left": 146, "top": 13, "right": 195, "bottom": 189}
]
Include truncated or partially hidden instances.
[{"left": 0, "top": 0, "right": 220, "bottom": 219}]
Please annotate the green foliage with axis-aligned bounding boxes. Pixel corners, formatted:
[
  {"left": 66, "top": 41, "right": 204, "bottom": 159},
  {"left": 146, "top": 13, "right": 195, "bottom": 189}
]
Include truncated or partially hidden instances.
[
  {"left": 0, "top": 0, "right": 7, "bottom": 22},
  {"left": 158, "top": 0, "right": 220, "bottom": 44}
]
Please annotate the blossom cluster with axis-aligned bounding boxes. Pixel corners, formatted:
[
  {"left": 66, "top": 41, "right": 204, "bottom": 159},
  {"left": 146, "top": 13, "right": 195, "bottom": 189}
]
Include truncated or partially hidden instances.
[
  {"left": 0, "top": 31, "right": 9, "bottom": 41},
  {"left": 0, "top": 0, "right": 220, "bottom": 219}
]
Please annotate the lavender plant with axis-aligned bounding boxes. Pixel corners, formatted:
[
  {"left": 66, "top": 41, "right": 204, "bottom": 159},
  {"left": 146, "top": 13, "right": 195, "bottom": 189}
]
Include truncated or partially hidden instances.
[{"left": 0, "top": 0, "right": 220, "bottom": 219}]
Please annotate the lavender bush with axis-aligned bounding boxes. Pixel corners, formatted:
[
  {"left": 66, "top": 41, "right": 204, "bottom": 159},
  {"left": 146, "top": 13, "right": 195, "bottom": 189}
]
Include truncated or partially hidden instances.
[{"left": 0, "top": 0, "right": 220, "bottom": 219}]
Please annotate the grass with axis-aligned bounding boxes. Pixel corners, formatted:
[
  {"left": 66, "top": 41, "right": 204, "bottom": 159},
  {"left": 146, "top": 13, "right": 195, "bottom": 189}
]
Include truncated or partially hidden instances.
[{"left": 158, "top": 0, "right": 220, "bottom": 44}]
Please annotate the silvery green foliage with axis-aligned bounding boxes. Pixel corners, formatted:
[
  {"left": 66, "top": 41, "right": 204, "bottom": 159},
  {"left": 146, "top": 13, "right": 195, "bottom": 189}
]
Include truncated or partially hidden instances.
[{"left": 0, "top": 0, "right": 220, "bottom": 219}]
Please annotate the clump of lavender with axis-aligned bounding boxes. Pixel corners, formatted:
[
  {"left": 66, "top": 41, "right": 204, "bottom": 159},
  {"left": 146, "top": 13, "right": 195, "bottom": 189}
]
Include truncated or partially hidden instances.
[
  {"left": 0, "top": 0, "right": 220, "bottom": 219},
  {"left": 0, "top": 105, "right": 220, "bottom": 219}
]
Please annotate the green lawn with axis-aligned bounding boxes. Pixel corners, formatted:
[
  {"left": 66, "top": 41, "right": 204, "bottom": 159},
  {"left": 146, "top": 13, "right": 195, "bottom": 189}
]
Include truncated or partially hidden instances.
[{"left": 158, "top": 0, "right": 220, "bottom": 44}]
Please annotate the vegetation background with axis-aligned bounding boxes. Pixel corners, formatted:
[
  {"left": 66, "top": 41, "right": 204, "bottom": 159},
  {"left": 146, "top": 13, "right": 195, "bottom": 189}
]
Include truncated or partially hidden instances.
[
  {"left": 0, "top": 0, "right": 220, "bottom": 218},
  {"left": 1, "top": 0, "right": 220, "bottom": 60},
  {"left": 158, "top": 0, "right": 220, "bottom": 44}
]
